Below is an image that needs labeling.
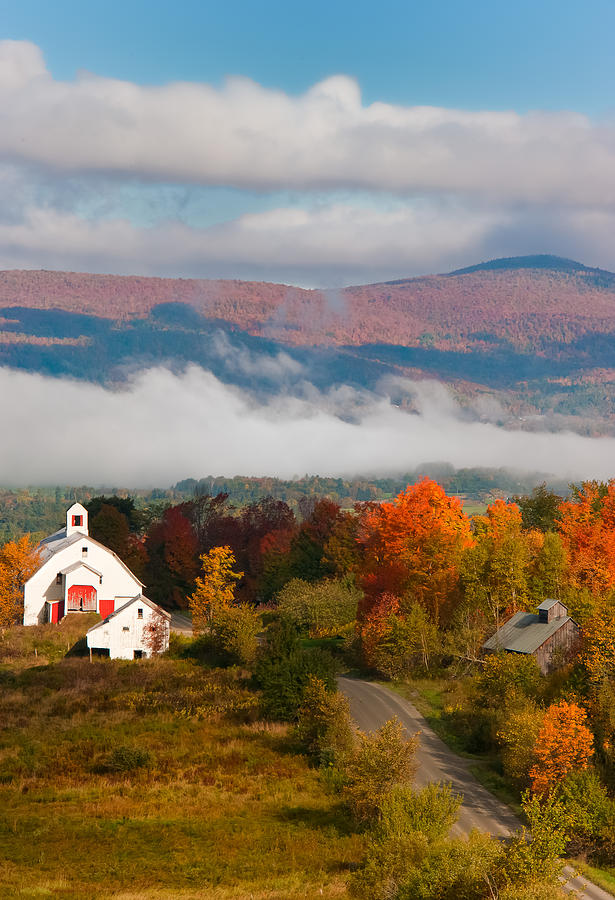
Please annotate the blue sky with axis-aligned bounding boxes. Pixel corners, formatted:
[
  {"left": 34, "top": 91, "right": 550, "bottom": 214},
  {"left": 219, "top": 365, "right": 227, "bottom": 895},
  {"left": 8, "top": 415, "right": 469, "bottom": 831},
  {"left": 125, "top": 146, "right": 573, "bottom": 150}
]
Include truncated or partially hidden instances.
[
  {"left": 1, "top": 1, "right": 615, "bottom": 285},
  {"left": 6, "top": 0, "right": 615, "bottom": 114},
  {"left": 5, "top": 0, "right": 615, "bottom": 112}
]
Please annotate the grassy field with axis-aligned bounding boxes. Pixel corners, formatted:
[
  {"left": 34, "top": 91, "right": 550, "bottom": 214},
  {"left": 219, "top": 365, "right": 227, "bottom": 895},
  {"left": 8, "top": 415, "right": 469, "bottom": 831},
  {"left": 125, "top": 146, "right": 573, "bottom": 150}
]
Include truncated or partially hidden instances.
[{"left": 0, "top": 622, "right": 362, "bottom": 899}]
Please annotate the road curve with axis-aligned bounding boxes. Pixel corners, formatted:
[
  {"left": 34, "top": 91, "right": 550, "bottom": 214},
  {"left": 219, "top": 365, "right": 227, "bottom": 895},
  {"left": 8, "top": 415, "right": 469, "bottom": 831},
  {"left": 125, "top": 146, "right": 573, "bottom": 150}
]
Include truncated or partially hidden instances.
[{"left": 338, "top": 676, "right": 612, "bottom": 900}]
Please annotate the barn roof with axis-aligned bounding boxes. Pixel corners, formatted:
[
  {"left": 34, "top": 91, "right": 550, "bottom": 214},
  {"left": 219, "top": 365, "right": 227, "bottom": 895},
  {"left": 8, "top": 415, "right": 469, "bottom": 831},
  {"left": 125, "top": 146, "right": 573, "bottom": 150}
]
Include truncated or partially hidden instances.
[
  {"left": 86, "top": 594, "right": 171, "bottom": 634},
  {"left": 482, "top": 610, "right": 573, "bottom": 655},
  {"left": 537, "top": 598, "right": 560, "bottom": 612},
  {"left": 38, "top": 530, "right": 82, "bottom": 563}
]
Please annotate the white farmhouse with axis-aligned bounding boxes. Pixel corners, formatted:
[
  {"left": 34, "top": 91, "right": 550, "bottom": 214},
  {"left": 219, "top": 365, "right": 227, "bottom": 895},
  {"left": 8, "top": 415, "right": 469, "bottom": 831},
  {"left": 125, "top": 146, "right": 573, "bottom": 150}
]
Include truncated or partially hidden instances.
[
  {"left": 86, "top": 594, "right": 171, "bottom": 659},
  {"left": 23, "top": 503, "right": 144, "bottom": 626}
]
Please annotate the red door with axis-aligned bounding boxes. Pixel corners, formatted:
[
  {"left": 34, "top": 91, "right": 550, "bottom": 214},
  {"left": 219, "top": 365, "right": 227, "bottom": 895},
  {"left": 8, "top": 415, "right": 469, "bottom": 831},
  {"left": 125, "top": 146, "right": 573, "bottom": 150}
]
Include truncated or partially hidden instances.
[
  {"left": 67, "top": 585, "right": 97, "bottom": 612},
  {"left": 49, "top": 600, "right": 65, "bottom": 623},
  {"left": 99, "top": 598, "right": 115, "bottom": 619}
]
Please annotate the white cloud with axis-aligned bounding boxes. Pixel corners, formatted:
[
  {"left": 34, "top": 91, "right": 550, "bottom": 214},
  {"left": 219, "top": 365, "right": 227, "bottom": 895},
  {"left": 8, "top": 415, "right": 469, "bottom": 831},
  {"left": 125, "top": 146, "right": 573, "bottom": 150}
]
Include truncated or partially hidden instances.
[
  {"left": 1, "top": 365, "right": 614, "bottom": 486},
  {"left": 1, "top": 40, "right": 615, "bottom": 206},
  {"left": 0, "top": 196, "right": 502, "bottom": 283},
  {"left": 3, "top": 191, "right": 615, "bottom": 285}
]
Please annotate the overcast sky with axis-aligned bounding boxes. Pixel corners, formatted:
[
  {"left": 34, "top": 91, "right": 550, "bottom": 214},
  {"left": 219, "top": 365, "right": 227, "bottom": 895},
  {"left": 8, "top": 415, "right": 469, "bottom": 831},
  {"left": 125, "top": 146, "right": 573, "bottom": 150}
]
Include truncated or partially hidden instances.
[{"left": 1, "top": 3, "right": 615, "bottom": 286}]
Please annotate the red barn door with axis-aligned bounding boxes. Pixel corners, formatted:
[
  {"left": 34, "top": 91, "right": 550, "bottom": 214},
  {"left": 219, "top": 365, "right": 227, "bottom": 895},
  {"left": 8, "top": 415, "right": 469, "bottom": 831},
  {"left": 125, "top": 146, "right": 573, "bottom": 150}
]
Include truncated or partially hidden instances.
[
  {"left": 49, "top": 600, "right": 65, "bottom": 623},
  {"left": 67, "top": 585, "right": 97, "bottom": 612},
  {"left": 99, "top": 598, "right": 115, "bottom": 619}
]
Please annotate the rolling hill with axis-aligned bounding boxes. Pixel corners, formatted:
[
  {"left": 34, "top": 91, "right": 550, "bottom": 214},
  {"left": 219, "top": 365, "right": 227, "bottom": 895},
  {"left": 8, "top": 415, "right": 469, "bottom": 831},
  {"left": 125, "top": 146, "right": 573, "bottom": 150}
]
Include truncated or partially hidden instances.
[
  {"left": 3, "top": 255, "right": 615, "bottom": 430},
  {"left": 2, "top": 255, "right": 615, "bottom": 353}
]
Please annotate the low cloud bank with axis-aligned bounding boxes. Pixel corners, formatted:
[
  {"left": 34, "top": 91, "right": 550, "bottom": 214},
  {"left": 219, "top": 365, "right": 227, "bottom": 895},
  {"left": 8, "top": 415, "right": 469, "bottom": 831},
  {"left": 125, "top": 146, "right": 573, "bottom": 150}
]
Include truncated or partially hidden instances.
[
  {"left": 2, "top": 191, "right": 615, "bottom": 286},
  {"left": 1, "top": 365, "right": 614, "bottom": 487}
]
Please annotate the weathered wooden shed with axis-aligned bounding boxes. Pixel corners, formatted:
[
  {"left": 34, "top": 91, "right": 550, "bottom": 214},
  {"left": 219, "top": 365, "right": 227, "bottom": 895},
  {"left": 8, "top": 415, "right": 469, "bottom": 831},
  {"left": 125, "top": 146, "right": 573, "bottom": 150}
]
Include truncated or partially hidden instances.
[{"left": 482, "top": 599, "right": 580, "bottom": 674}]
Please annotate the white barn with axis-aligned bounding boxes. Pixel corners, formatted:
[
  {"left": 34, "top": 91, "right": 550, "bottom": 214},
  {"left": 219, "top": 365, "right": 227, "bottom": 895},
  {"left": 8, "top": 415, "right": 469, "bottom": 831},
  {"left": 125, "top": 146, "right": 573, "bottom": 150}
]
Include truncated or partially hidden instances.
[
  {"left": 86, "top": 594, "right": 171, "bottom": 660},
  {"left": 24, "top": 503, "right": 145, "bottom": 626}
]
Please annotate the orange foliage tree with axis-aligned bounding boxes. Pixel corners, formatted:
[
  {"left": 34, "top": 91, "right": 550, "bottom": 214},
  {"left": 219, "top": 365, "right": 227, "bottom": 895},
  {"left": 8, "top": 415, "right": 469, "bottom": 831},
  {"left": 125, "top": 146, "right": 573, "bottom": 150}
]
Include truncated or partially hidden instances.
[
  {"left": 357, "top": 479, "right": 473, "bottom": 623},
  {"left": 529, "top": 700, "right": 594, "bottom": 796},
  {"left": 0, "top": 535, "right": 41, "bottom": 627},
  {"left": 557, "top": 481, "right": 615, "bottom": 594}
]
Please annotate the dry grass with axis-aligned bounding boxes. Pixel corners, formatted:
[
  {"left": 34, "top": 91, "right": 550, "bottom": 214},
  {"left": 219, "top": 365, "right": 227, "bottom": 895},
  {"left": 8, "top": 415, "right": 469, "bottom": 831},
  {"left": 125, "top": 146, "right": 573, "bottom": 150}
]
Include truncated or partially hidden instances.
[{"left": 0, "top": 646, "right": 362, "bottom": 898}]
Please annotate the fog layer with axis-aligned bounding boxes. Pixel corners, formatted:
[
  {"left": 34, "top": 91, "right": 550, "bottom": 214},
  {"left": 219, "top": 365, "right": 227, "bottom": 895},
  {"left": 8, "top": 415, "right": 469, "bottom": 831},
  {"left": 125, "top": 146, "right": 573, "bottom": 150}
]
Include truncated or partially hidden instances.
[{"left": 1, "top": 365, "right": 614, "bottom": 486}]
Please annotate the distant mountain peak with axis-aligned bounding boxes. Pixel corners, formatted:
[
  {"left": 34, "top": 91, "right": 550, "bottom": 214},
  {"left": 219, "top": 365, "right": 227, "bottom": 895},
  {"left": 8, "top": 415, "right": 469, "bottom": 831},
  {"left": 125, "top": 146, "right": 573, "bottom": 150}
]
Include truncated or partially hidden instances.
[{"left": 447, "top": 254, "right": 612, "bottom": 276}]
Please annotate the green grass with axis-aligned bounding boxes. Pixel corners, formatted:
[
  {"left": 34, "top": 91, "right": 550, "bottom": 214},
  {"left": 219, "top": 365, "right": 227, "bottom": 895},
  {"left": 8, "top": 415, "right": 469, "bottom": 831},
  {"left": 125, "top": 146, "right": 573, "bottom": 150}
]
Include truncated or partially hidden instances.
[
  {"left": 0, "top": 644, "right": 362, "bottom": 898},
  {"left": 574, "top": 862, "right": 615, "bottom": 897},
  {"left": 385, "top": 678, "right": 523, "bottom": 815},
  {"left": 385, "top": 677, "right": 469, "bottom": 755}
]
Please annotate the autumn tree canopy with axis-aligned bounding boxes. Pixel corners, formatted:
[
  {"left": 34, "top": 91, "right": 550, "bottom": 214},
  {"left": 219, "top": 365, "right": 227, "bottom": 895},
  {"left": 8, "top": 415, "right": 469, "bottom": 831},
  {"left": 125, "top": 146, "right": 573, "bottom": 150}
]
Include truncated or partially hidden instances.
[
  {"left": 0, "top": 535, "right": 41, "bottom": 627},
  {"left": 357, "top": 479, "right": 474, "bottom": 622},
  {"left": 529, "top": 700, "right": 594, "bottom": 796},
  {"left": 557, "top": 480, "right": 615, "bottom": 594},
  {"left": 189, "top": 545, "right": 243, "bottom": 633}
]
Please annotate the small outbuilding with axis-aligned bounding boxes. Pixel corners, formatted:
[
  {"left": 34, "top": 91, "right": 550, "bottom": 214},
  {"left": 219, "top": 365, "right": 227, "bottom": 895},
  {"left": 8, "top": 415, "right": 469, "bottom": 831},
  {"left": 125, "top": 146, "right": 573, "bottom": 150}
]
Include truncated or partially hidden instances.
[
  {"left": 482, "top": 599, "right": 580, "bottom": 674},
  {"left": 86, "top": 594, "right": 171, "bottom": 660}
]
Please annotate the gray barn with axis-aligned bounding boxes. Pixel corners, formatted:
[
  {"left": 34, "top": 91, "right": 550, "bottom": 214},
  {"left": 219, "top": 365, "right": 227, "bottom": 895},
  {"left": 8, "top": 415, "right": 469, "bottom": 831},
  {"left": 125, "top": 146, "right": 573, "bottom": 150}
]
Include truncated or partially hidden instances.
[{"left": 482, "top": 599, "right": 580, "bottom": 674}]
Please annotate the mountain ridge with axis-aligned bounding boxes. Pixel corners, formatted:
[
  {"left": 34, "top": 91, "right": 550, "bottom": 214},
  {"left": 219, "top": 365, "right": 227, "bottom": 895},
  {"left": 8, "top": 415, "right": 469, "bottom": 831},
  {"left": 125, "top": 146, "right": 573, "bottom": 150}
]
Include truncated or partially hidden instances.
[{"left": 2, "top": 256, "right": 615, "bottom": 353}]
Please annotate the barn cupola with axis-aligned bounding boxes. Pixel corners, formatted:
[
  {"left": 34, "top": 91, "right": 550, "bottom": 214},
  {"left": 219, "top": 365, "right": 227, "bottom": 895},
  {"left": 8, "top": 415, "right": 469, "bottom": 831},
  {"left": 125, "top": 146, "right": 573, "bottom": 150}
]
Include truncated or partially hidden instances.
[
  {"left": 538, "top": 598, "right": 567, "bottom": 624},
  {"left": 66, "top": 502, "right": 89, "bottom": 537}
]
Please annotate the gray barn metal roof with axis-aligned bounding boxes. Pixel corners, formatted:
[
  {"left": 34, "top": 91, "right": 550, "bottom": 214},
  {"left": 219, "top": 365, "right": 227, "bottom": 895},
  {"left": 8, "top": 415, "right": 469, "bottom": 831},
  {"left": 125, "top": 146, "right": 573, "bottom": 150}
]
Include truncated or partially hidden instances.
[
  {"left": 537, "top": 598, "right": 559, "bottom": 612},
  {"left": 483, "top": 610, "right": 572, "bottom": 655}
]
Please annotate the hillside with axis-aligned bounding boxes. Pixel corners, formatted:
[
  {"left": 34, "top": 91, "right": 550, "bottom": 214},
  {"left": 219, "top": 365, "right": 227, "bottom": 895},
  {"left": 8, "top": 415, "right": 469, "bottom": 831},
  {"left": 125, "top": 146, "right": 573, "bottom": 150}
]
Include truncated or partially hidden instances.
[
  {"left": 4, "top": 257, "right": 615, "bottom": 431},
  {"left": 2, "top": 257, "right": 615, "bottom": 353}
]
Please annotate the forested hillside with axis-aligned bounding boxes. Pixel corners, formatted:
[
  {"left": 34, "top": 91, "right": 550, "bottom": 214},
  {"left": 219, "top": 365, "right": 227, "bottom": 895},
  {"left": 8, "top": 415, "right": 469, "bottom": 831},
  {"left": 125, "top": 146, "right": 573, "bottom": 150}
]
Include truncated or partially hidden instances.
[
  {"left": 3, "top": 256, "right": 615, "bottom": 352},
  {"left": 4, "top": 256, "right": 615, "bottom": 430}
]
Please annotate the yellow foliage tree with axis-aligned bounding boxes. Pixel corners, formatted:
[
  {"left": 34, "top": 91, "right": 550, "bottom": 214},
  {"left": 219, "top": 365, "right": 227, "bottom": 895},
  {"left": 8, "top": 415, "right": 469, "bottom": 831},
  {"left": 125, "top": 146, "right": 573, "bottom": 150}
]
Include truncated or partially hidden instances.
[
  {"left": 497, "top": 699, "right": 544, "bottom": 786},
  {"left": 0, "top": 535, "right": 41, "bottom": 628},
  {"left": 529, "top": 700, "right": 594, "bottom": 796},
  {"left": 582, "top": 604, "right": 615, "bottom": 686},
  {"left": 189, "top": 545, "right": 243, "bottom": 633}
]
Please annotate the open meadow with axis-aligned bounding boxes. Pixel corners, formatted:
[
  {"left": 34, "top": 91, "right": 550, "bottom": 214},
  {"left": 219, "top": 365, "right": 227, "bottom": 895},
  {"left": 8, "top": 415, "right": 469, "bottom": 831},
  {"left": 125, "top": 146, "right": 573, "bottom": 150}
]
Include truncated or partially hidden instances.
[{"left": 0, "top": 621, "right": 361, "bottom": 899}]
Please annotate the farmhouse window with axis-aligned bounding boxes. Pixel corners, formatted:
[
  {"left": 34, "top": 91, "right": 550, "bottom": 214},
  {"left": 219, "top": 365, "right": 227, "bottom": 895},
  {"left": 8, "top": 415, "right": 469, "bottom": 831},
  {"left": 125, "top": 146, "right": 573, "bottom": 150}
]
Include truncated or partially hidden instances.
[
  {"left": 122, "top": 626, "right": 129, "bottom": 632},
  {"left": 56, "top": 573, "right": 62, "bottom": 585},
  {"left": 82, "top": 547, "right": 88, "bottom": 557},
  {"left": 72, "top": 515, "right": 82, "bottom": 526},
  {"left": 137, "top": 608, "right": 143, "bottom": 619}
]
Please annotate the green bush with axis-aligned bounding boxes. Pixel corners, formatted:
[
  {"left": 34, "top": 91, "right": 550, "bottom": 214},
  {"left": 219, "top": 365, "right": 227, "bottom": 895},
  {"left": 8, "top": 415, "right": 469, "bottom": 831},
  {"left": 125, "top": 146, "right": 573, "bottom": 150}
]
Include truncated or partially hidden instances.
[
  {"left": 294, "top": 675, "right": 355, "bottom": 766},
  {"left": 496, "top": 697, "right": 544, "bottom": 787},
  {"left": 557, "top": 768, "right": 615, "bottom": 859},
  {"left": 380, "top": 783, "right": 462, "bottom": 842},
  {"left": 254, "top": 620, "right": 337, "bottom": 721},
  {"left": 210, "top": 604, "right": 260, "bottom": 666},
  {"left": 475, "top": 653, "right": 542, "bottom": 709},
  {"left": 276, "top": 577, "right": 359, "bottom": 637},
  {"left": 368, "top": 603, "right": 440, "bottom": 678},
  {"left": 341, "top": 718, "right": 417, "bottom": 826},
  {"left": 106, "top": 745, "right": 151, "bottom": 772}
]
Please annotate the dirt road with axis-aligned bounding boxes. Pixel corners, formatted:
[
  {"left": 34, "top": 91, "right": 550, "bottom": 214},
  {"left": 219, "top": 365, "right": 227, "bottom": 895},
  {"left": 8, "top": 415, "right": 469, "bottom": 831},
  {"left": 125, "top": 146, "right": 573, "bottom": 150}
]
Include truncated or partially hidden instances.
[{"left": 339, "top": 676, "right": 612, "bottom": 900}]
